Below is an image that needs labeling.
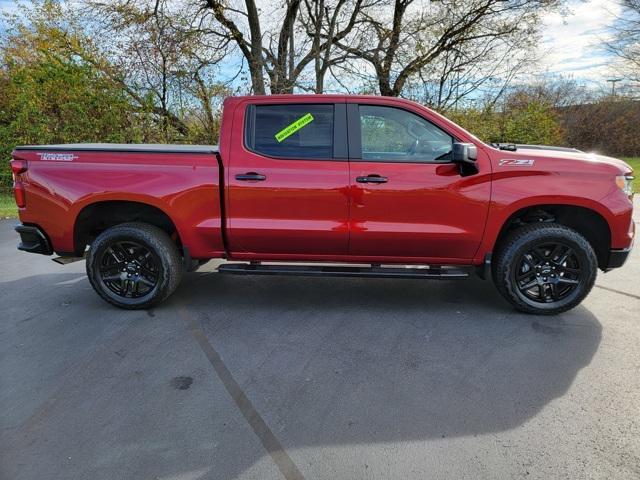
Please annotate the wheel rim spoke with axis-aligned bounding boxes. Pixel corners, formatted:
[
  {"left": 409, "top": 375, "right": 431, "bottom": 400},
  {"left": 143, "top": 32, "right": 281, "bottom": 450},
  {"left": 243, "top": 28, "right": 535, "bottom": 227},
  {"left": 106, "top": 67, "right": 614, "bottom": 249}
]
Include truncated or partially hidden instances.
[
  {"left": 106, "top": 247, "right": 123, "bottom": 263},
  {"left": 554, "top": 247, "right": 573, "bottom": 266},
  {"left": 102, "top": 273, "right": 122, "bottom": 282},
  {"left": 531, "top": 248, "right": 547, "bottom": 264},
  {"left": 111, "top": 244, "right": 131, "bottom": 262},
  {"left": 140, "top": 265, "right": 158, "bottom": 280},
  {"left": 562, "top": 266, "right": 580, "bottom": 276},
  {"left": 549, "top": 244, "right": 563, "bottom": 262},
  {"left": 522, "top": 254, "right": 537, "bottom": 269},
  {"left": 138, "top": 276, "right": 155, "bottom": 287},
  {"left": 520, "top": 278, "right": 537, "bottom": 290},
  {"left": 517, "top": 268, "right": 534, "bottom": 281},
  {"left": 101, "top": 261, "right": 127, "bottom": 272}
]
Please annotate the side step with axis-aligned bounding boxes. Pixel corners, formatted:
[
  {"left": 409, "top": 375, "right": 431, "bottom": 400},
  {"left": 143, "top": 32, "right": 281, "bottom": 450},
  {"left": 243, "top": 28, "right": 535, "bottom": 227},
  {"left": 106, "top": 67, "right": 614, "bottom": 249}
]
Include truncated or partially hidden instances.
[{"left": 217, "top": 263, "right": 469, "bottom": 279}]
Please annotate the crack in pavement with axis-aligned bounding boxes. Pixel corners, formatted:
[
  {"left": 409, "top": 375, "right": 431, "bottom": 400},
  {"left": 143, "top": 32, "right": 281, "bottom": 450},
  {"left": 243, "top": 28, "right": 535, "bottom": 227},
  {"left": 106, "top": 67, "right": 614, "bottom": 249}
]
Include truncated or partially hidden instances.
[
  {"left": 594, "top": 284, "right": 640, "bottom": 301},
  {"left": 178, "top": 305, "right": 305, "bottom": 480}
]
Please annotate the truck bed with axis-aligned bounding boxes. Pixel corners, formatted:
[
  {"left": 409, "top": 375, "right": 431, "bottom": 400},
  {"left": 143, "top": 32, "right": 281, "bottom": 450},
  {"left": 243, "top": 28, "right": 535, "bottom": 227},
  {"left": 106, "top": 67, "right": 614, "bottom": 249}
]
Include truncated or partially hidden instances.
[{"left": 12, "top": 143, "right": 224, "bottom": 259}]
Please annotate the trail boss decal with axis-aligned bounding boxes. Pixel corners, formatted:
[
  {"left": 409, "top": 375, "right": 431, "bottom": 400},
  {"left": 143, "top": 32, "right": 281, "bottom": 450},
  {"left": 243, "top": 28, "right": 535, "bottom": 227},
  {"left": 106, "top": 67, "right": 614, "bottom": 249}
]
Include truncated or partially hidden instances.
[
  {"left": 499, "top": 159, "right": 535, "bottom": 167},
  {"left": 38, "top": 153, "right": 79, "bottom": 161}
]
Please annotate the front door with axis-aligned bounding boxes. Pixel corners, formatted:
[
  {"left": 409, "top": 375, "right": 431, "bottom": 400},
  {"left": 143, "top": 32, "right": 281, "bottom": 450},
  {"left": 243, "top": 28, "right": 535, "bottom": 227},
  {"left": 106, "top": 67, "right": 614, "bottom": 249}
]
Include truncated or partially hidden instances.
[
  {"left": 226, "top": 101, "right": 350, "bottom": 258},
  {"left": 348, "top": 102, "right": 491, "bottom": 262}
]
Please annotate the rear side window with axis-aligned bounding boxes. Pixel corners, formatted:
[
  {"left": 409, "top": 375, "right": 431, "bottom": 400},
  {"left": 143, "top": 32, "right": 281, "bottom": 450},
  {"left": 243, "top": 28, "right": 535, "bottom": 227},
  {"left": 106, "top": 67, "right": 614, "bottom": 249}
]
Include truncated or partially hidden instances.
[{"left": 246, "top": 104, "right": 334, "bottom": 159}]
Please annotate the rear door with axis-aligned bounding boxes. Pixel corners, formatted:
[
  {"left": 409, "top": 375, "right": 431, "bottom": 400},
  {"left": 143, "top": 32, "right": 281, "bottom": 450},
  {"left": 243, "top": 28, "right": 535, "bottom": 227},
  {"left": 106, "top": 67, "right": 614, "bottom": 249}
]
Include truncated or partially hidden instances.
[
  {"left": 347, "top": 101, "right": 491, "bottom": 261},
  {"left": 226, "top": 100, "right": 350, "bottom": 257}
]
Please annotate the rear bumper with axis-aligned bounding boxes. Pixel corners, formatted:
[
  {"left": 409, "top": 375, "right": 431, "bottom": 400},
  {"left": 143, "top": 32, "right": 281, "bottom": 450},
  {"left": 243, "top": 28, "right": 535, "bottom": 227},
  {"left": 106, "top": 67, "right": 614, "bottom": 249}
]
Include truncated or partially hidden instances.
[
  {"left": 604, "top": 247, "right": 632, "bottom": 270},
  {"left": 15, "top": 224, "right": 52, "bottom": 255}
]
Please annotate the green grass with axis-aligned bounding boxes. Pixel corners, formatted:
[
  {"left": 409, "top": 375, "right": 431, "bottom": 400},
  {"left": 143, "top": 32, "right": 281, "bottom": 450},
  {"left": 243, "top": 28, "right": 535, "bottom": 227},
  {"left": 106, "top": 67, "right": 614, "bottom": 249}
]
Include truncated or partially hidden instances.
[
  {"left": 622, "top": 158, "right": 640, "bottom": 193},
  {"left": 0, "top": 191, "right": 18, "bottom": 218}
]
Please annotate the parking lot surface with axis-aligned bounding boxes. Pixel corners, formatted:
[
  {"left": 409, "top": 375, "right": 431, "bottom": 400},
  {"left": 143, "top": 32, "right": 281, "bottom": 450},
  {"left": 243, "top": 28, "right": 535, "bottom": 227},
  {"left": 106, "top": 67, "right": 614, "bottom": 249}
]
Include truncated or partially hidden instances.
[{"left": 1, "top": 203, "right": 639, "bottom": 480}]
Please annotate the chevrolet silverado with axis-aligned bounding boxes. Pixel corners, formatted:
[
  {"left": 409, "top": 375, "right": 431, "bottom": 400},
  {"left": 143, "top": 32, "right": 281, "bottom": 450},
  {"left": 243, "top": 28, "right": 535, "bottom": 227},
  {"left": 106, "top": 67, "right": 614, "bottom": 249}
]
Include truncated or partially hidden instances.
[{"left": 10, "top": 95, "right": 635, "bottom": 314}]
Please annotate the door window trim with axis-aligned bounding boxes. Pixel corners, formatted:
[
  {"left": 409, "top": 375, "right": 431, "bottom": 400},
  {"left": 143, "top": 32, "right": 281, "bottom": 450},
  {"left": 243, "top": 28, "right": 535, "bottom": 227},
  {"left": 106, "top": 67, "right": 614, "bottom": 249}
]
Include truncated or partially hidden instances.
[
  {"left": 243, "top": 103, "right": 348, "bottom": 161},
  {"left": 347, "top": 103, "right": 459, "bottom": 164}
]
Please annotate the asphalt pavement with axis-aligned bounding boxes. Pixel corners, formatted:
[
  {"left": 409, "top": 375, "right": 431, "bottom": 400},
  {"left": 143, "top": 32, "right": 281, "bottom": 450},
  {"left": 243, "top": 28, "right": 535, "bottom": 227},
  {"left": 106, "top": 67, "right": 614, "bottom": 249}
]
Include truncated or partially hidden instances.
[{"left": 1, "top": 203, "right": 639, "bottom": 480}]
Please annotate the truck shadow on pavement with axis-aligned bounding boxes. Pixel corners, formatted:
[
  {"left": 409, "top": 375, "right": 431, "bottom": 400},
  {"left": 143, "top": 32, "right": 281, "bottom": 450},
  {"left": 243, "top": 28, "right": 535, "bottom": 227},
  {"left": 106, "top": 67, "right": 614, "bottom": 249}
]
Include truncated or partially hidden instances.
[
  {"left": 169, "top": 271, "right": 602, "bottom": 478},
  {"left": 2, "top": 270, "right": 602, "bottom": 480}
]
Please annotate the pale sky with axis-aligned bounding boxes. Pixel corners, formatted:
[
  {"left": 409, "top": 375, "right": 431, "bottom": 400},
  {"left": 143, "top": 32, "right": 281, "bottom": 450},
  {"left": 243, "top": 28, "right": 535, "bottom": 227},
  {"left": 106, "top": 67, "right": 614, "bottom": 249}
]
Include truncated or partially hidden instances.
[
  {"left": 0, "top": 0, "right": 628, "bottom": 91},
  {"left": 539, "top": 0, "right": 623, "bottom": 86}
]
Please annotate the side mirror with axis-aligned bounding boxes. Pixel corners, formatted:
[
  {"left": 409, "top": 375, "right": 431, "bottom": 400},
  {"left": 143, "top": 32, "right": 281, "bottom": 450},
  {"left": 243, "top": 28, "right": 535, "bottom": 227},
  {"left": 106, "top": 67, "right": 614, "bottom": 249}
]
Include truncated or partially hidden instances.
[{"left": 452, "top": 142, "right": 478, "bottom": 176}]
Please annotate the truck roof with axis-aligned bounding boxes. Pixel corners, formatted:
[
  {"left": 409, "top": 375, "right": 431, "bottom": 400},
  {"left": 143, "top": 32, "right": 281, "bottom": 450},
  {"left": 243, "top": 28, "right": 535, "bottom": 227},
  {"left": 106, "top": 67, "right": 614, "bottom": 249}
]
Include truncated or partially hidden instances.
[{"left": 14, "top": 143, "right": 219, "bottom": 154}]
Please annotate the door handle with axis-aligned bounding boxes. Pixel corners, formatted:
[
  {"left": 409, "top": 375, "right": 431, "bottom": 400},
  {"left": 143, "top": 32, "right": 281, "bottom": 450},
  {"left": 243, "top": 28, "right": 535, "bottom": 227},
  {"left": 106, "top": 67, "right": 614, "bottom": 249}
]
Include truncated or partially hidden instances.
[
  {"left": 236, "top": 172, "right": 266, "bottom": 181},
  {"left": 356, "top": 174, "right": 388, "bottom": 184}
]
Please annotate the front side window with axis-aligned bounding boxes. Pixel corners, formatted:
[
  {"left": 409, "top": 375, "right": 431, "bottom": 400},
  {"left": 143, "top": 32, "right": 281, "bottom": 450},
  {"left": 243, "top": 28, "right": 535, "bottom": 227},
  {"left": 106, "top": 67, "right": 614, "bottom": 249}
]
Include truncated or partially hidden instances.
[
  {"left": 359, "top": 105, "right": 454, "bottom": 162},
  {"left": 247, "top": 104, "right": 334, "bottom": 159}
]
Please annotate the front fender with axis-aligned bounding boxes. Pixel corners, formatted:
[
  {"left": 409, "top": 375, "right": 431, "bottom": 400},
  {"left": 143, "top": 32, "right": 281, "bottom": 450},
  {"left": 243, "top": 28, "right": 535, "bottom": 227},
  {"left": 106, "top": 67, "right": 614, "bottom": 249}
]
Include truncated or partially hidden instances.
[{"left": 474, "top": 194, "right": 615, "bottom": 264}]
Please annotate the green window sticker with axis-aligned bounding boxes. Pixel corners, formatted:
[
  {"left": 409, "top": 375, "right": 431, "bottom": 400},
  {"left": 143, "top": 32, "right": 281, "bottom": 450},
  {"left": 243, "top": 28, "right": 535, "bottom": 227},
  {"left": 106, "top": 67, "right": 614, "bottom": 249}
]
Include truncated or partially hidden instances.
[{"left": 275, "top": 113, "right": 314, "bottom": 142}]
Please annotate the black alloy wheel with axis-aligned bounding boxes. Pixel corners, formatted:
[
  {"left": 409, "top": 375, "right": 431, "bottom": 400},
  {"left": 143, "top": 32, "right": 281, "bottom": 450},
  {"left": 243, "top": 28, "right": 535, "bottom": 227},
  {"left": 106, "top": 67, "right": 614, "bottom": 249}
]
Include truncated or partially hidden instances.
[
  {"left": 98, "top": 240, "right": 160, "bottom": 299},
  {"left": 514, "top": 242, "right": 581, "bottom": 304}
]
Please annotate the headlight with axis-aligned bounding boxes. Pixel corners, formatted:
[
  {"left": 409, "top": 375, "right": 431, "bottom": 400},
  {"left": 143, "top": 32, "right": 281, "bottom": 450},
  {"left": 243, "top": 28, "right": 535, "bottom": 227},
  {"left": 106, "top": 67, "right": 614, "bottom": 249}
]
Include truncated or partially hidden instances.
[{"left": 616, "top": 175, "right": 634, "bottom": 198}]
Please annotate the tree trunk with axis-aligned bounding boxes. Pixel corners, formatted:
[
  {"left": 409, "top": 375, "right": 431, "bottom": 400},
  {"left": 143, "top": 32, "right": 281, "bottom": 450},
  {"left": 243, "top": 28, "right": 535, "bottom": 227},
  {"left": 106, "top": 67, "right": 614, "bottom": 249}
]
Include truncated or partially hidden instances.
[
  {"left": 313, "top": 0, "right": 324, "bottom": 93},
  {"left": 377, "top": 65, "right": 396, "bottom": 96},
  {"left": 245, "top": 0, "right": 266, "bottom": 94},
  {"left": 194, "top": 72, "right": 216, "bottom": 142},
  {"left": 316, "top": 70, "right": 325, "bottom": 94}
]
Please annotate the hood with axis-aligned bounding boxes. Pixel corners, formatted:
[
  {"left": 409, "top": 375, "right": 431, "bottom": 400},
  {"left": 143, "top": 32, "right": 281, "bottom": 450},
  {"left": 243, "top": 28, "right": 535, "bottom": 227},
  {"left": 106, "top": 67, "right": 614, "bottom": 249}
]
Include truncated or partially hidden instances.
[{"left": 515, "top": 146, "right": 633, "bottom": 174}]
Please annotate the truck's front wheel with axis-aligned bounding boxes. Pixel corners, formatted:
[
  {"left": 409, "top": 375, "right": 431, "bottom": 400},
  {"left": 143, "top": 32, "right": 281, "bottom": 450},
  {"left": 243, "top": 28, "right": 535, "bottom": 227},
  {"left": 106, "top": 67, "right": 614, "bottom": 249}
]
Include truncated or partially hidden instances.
[
  {"left": 86, "top": 223, "right": 183, "bottom": 309},
  {"left": 493, "top": 223, "right": 597, "bottom": 315}
]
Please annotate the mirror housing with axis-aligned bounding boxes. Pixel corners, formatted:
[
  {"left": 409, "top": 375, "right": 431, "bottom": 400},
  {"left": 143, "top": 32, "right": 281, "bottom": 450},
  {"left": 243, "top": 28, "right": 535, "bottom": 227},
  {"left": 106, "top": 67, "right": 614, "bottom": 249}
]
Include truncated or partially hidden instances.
[{"left": 452, "top": 142, "right": 478, "bottom": 176}]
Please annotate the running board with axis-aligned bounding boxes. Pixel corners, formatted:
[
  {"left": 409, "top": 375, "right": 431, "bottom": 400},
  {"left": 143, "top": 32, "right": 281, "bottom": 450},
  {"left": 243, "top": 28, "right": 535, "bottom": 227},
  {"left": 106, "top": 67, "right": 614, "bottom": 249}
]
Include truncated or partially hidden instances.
[
  {"left": 52, "top": 255, "right": 85, "bottom": 265},
  {"left": 217, "top": 263, "right": 470, "bottom": 279}
]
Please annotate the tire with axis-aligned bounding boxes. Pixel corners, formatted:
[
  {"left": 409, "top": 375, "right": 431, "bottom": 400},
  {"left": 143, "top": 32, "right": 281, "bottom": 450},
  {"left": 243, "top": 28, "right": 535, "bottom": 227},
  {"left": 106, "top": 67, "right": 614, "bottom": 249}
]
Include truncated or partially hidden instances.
[
  {"left": 492, "top": 223, "right": 597, "bottom": 315},
  {"left": 86, "top": 222, "right": 183, "bottom": 309}
]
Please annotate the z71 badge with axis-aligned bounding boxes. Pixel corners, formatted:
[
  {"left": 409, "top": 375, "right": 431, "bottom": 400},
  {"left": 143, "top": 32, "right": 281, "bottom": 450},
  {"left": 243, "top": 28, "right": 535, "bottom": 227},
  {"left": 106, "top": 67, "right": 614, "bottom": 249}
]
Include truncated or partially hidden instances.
[
  {"left": 38, "top": 153, "right": 79, "bottom": 161},
  {"left": 499, "top": 159, "right": 535, "bottom": 167}
]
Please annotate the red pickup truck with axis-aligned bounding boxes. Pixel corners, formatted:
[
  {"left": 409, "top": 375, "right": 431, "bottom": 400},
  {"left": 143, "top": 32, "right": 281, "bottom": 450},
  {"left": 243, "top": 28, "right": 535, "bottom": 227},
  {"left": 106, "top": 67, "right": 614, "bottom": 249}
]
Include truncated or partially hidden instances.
[{"left": 10, "top": 95, "right": 635, "bottom": 314}]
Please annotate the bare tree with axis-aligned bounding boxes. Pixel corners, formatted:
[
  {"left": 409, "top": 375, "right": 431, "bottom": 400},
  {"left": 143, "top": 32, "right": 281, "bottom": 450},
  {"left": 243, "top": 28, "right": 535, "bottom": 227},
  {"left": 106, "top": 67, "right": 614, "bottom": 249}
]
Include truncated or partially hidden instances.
[
  {"left": 332, "top": 0, "right": 559, "bottom": 97},
  {"left": 299, "top": 0, "right": 366, "bottom": 93},
  {"left": 606, "top": 0, "right": 640, "bottom": 92},
  {"left": 203, "top": 0, "right": 367, "bottom": 94},
  {"left": 402, "top": 35, "right": 534, "bottom": 111},
  {"left": 83, "top": 0, "right": 230, "bottom": 141},
  {"left": 201, "top": 0, "right": 267, "bottom": 93}
]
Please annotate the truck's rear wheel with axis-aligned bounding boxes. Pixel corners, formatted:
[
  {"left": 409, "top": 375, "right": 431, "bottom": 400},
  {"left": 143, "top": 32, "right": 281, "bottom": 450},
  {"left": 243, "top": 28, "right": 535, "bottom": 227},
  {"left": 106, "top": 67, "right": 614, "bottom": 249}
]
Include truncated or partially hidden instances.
[
  {"left": 493, "top": 223, "right": 597, "bottom": 315},
  {"left": 86, "top": 223, "right": 183, "bottom": 309}
]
